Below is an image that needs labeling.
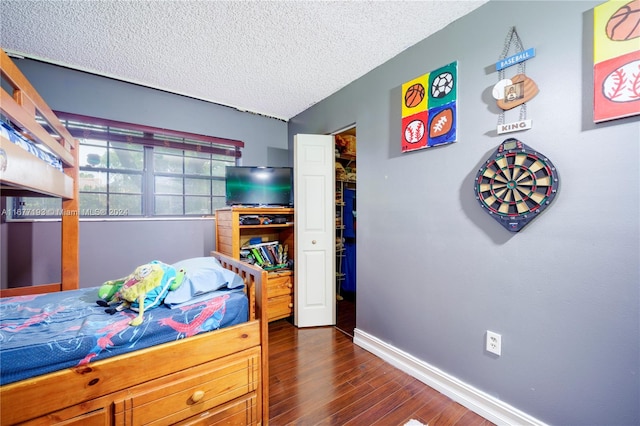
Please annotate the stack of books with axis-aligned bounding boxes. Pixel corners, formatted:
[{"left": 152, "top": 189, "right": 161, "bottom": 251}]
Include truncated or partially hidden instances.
[{"left": 241, "top": 241, "right": 289, "bottom": 270}]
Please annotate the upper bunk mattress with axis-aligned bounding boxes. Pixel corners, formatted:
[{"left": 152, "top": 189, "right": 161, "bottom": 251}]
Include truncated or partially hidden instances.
[
  {"left": 0, "top": 285, "right": 248, "bottom": 385},
  {"left": 0, "top": 120, "right": 64, "bottom": 171}
]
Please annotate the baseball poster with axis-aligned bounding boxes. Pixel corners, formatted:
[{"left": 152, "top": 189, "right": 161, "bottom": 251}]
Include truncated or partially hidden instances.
[{"left": 593, "top": 0, "right": 640, "bottom": 123}]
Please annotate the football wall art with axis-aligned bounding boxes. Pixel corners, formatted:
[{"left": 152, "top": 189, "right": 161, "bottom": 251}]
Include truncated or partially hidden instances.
[
  {"left": 593, "top": 0, "right": 640, "bottom": 122},
  {"left": 401, "top": 61, "right": 457, "bottom": 152}
]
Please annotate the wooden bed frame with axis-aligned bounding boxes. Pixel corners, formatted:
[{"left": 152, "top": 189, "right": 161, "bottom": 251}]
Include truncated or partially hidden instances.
[
  {"left": 1, "top": 251, "right": 269, "bottom": 425},
  {"left": 0, "top": 49, "right": 270, "bottom": 424},
  {"left": 0, "top": 47, "right": 79, "bottom": 296}
]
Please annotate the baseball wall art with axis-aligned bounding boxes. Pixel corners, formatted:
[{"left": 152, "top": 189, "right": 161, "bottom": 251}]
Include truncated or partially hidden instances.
[{"left": 593, "top": 0, "right": 640, "bottom": 122}]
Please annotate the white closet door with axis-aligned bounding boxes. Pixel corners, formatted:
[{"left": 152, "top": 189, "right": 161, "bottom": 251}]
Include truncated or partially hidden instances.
[{"left": 294, "top": 134, "right": 335, "bottom": 327}]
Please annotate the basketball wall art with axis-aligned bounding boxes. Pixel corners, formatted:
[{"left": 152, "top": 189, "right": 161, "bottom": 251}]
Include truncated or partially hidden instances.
[
  {"left": 401, "top": 61, "right": 457, "bottom": 153},
  {"left": 593, "top": 0, "right": 640, "bottom": 122}
]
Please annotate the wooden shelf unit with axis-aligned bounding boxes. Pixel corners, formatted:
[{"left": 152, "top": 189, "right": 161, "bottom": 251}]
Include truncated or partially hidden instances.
[{"left": 215, "top": 207, "right": 295, "bottom": 322}]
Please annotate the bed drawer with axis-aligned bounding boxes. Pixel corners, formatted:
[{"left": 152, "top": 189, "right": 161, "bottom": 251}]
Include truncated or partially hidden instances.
[
  {"left": 23, "top": 408, "right": 110, "bottom": 426},
  {"left": 114, "top": 347, "right": 260, "bottom": 425},
  {"left": 175, "top": 393, "right": 257, "bottom": 426}
]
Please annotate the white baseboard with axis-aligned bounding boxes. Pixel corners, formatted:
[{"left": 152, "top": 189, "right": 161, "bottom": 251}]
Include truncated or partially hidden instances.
[{"left": 353, "top": 328, "right": 547, "bottom": 426}]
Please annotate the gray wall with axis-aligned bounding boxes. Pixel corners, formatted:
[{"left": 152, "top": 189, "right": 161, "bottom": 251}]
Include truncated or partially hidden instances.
[
  {"left": 288, "top": 1, "right": 639, "bottom": 425},
  {"left": 2, "top": 58, "right": 288, "bottom": 287},
  {"left": 14, "top": 58, "right": 289, "bottom": 167},
  {"left": 5, "top": 219, "right": 215, "bottom": 287}
]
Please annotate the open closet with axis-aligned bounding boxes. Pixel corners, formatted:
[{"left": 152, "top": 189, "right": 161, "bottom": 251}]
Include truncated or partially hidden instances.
[{"left": 334, "top": 127, "right": 356, "bottom": 336}]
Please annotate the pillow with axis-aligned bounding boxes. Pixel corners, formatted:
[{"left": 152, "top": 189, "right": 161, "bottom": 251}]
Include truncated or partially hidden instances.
[{"left": 164, "top": 257, "right": 244, "bottom": 307}]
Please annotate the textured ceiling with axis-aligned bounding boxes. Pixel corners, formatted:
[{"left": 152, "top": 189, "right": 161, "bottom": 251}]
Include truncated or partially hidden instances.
[{"left": 0, "top": 0, "right": 487, "bottom": 121}]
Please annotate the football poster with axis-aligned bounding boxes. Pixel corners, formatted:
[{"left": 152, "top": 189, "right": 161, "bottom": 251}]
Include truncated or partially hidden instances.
[{"left": 401, "top": 61, "right": 458, "bottom": 152}]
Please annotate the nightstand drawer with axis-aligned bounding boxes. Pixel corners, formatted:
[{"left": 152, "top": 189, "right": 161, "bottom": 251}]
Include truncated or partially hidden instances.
[
  {"left": 267, "top": 273, "right": 293, "bottom": 298},
  {"left": 114, "top": 348, "right": 259, "bottom": 425},
  {"left": 268, "top": 294, "right": 294, "bottom": 320}
]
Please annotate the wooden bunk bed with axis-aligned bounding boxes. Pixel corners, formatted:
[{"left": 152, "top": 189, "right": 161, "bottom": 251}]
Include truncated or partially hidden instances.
[
  {"left": 0, "top": 47, "right": 79, "bottom": 297},
  {"left": 0, "top": 49, "right": 270, "bottom": 425}
]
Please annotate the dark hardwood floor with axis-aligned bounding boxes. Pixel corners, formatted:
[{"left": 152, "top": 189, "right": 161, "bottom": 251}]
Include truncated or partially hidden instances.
[
  {"left": 268, "top": 319, "right": 494, "bottom": 426},
  {"left": 335, "top": 290, "right": 356, "bottom": 338}
]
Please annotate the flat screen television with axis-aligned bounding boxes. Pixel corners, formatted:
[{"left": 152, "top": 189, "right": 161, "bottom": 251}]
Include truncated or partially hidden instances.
[{"left": 225, "top": 166, "right": 293, "bottom": 207}]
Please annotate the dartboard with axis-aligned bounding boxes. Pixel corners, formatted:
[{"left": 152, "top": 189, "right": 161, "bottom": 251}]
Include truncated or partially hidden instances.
[{"left": 474, "top": 138, "right": 559, "bottom": 232}]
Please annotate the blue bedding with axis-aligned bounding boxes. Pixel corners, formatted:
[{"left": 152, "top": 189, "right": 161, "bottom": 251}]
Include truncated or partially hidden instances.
[
  {"left": 0, "top": 120, "right": 64, "bottom": 171},
  {"left": 0, "top": 286, "right": 248, "bottom": 385}
]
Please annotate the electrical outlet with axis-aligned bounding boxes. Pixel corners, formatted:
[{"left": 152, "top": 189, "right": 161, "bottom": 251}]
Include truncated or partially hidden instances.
[{"left": 486, "top": 331, "right": 502, "bottom": 356}]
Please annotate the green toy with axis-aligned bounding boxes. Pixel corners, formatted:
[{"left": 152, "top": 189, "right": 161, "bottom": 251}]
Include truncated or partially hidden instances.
[{"left": 96, "top": 261, "right": 184, "bottom": 326}]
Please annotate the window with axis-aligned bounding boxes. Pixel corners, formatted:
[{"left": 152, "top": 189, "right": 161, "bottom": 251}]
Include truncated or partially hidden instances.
[
  {"left": 153, "top": 147, "right": 229, "bottom": 215},
  {"left": 10, "top": 113, "right": 242, "bottom": 219},
  {"left": 79, "top": 139, "right": 144, "bottom": 216}
]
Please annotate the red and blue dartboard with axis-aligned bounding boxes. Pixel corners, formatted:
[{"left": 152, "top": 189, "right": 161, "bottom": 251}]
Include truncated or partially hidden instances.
[{"left": 474, "top": 138, "right": 560, "bottom": 232}]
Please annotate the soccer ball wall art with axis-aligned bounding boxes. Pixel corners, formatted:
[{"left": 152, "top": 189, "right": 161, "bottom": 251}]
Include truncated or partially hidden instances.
[{"left": 401, "top": 62, "right": 458, "bottom": 152}]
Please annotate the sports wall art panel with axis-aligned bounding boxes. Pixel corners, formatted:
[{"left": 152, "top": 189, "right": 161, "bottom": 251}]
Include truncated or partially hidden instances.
[
  {"left": 401, "top": 61, "right": 457, "bottom": 153},
  {"left": 593, "top": 0, "right": 640, "bottom": 122}
]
